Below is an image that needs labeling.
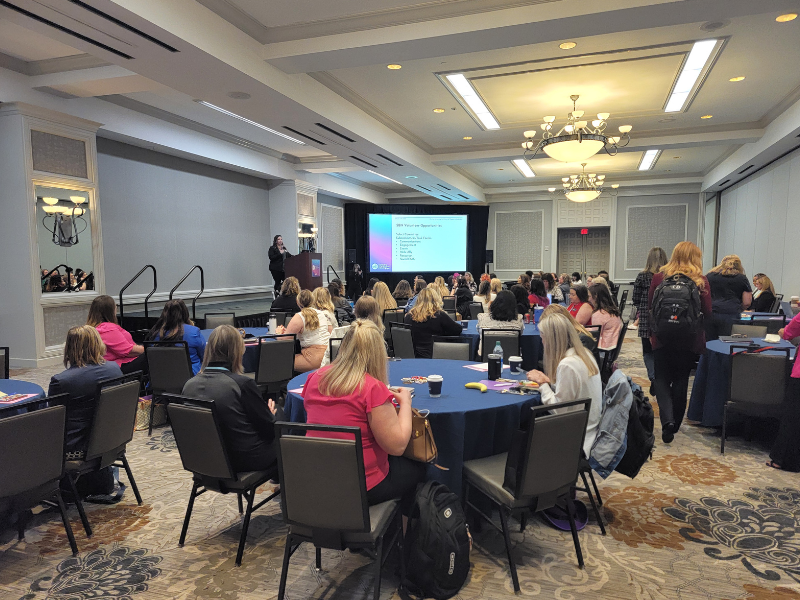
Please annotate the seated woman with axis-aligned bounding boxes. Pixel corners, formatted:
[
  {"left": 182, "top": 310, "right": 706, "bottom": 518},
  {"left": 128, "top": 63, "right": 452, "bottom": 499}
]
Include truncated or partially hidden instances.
[
  {"left": 475, "top": 280, "right": 493, "bottom": 312},
  {"left": 48, "top": 325, "right": 123, "bottom": 459},
  {"left": 312, "top": 286, "right": 338, "bottom": 325},
  {"left": 354, "top": 295, "right": 384, "bottom": 331},
  {"left": 87, "top": 295, "right": 146, "bottom": 374},
  {"left": 148, "top": 299, "right": 206, "bottom": 375},
  {"left": 183, "top": 325, "right": 284, "bottom": 472},
  {"left": 566, "top": 284, "right": 593, "bottom": 326},
  {"left": 528, "top": 278, "right": 550, "bottom": 307},
  {"left": 750, "top": 274, "right": 777, "bottom": 312},
  {"left": 542, "top": 273, "right": 563, "bottom": 304},
  {"left": 271, "top": 276, "right": 301, "bottom": 312},
  {"left": 525, "top": 312, "right": 603, "bottom": 456},
  {"left": 392, "top": 280, "right": 412, "bottom": 307},
  {"left": 372, "top": 281, "right": 398, "bottom": 314},
  {"left": 490, "top": 278, "right": 502, "bottom": 301},
  {"left": 588, "top": 283, "right": 623, "bottom": 351},
  {"left": 476, "top": 290, "right": 524, "bottom": 356},
  {"left": 541, "top": 304, "right": 598, "bottom": 353},
  {"left": 403, "top": 287, "right": 463, "bottom": 358},
  {"left": 302, "top": 320, "right": 426, "bottom": 512},
  {"left": 453, "top": 276, "right": 474, "bottom": 317},
  {"left": 364, "top": 277, "right": 380, "bottom": 297},
  {"left": 276, "top": 289, "right": 337, "bottom": 372},
  {"left": 510, "top": 284, "right": 531, "bottom": 316},
  {"left": 328, "top": 282, "right": 350, "bottom": 310},
  {"left": 432, "top": 276, "right": 450, "bottom": 301}
]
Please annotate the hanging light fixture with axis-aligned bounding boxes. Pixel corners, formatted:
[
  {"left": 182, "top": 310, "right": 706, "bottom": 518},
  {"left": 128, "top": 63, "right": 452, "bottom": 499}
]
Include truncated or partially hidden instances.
[
  {"left": 40, "top": 197, "right": 87, "bottom": 247},
  {"left": 522, "top": 95, "right": 631, "bottom": 163},
  {"left": 553, "top": 163, "right": 612, "bottom": 203}
]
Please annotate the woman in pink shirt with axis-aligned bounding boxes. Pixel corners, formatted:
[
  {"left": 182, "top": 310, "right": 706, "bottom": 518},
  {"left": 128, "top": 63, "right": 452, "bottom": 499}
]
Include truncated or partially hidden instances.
[
  {"left": 302, "top": 320, "right": 425, "bottom": 512},
  {"left": 768, "top": 312, "right": 800, "bottom": 471},
  {"left": 588, "top": 283, "right": 623, "bottom": 351},
  {"left": 87, "top": 295, "right": 146, "bottom": 374}
]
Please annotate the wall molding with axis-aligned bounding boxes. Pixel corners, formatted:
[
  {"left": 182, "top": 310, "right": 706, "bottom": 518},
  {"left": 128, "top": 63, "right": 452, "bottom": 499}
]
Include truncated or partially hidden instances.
[{"left": 119, "top": 285, "right": 272, "bottom": 306}]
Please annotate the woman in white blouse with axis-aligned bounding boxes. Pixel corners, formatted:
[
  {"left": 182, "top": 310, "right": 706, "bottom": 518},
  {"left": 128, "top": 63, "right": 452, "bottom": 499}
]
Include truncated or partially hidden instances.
[{"left": 525, "top": 312, "right": 602, "bottom": 456}]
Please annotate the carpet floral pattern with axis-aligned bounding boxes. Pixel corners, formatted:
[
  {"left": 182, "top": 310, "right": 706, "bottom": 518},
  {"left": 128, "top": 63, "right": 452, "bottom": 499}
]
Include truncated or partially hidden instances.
[{"left": 2, "top": 329, "right": 799, "bottom": 599}]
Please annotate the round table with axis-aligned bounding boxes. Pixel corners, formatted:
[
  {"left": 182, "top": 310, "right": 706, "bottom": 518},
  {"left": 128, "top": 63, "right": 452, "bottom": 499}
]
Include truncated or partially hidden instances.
[
  {"left": 459, "top": 315, "right": 543, "bottom": 370},
  {"left": 688, "top": 337, "right": 796, "bottom": 427},
  {"left": 284, "top": 358, "right": 541, "bottom": 495},
  {"left": 0, "top": 380, "right": 46, "bottom": 416},
  {"left": 201, "top": 327, "right": 269, "bottom": 373}
]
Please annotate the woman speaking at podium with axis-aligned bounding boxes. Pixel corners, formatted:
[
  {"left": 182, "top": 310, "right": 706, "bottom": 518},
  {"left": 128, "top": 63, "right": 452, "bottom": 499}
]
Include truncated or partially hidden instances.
[{"left": 268, "top": 235, "right": 292, "bottom": 294}]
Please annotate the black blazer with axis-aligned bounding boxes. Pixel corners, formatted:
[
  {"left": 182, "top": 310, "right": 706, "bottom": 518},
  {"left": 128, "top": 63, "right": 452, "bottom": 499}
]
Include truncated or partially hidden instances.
[
  {"left": 751, "top": 291, "right": 776, "bottom": 313},
  {"left": 404, "top": 311, "right": 463, "bottom": 358},
  {"left": 268, "top": 246, "right": 292, "bottom": 272},
  {"left": 271, "top": 293, "right": 299, "bottom": 311},
  {"left": 182, "top": 366, "right": 285, "bottom": 472}
]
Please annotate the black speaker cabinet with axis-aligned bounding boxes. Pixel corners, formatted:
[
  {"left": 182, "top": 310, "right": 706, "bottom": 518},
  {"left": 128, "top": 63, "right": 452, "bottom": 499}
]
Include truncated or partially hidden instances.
[
  {"left": 347, "top": 249, "right": 357, "bottom": 263},
  {"left": 485, "top": 249, "right": 494, "bottom": 263}
]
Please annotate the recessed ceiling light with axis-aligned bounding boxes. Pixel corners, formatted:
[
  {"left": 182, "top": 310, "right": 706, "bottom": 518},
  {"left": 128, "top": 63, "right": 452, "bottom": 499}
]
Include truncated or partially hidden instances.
[
  {"left": 387, "top": 64, "right": 402, "bottom": 69},
  {"left": 512, "top": 158, "right": 536, "bottom": 178},
  {"left": 664, "top": 39, "right": 718, "bottom": 113},
  {"left": 445, "top": 73, "right": 500, "bottom": 129},
  {"left": 405, "top": 175, "right": 418, "bottom": 179},
  {"left": 463, "top": 136, "right": 473, "bottom": 140},
  {"left": 433, "top": 108, "right": 446, "bottom": 113},
  {"left": 776, "top": 13, "right": 797, "bottom": 22},
  {"left": 227, "top": 91, "right": 251, "bottom": 100},
  {"left": 559, "top": 41, "right": 577, "bottom": 50},
  {"left": 729, "top": 76, "right": 745, "bottom": 82},
  {"left": 701, "top": 114, "right": 713, "bottom": 119},
  {"left": 194, "top": 100, "right": 305, "bottom": 144},
  {"left": 638, "top": 149, "right": 662, "bottom": 171},
  {"left": 673, "top": 156, "right": 681, "bottom": 159},
  {"left": 497, "top": 168, "right": 504, "bottom": 171}
]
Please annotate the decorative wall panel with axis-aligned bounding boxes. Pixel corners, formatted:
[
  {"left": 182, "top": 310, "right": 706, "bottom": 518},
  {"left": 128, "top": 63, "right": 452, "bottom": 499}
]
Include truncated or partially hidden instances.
[
  {"left": 31, "top": 130, "right": 88, "bottom": 179},
  {"left": 320, "top": 204, "right": 344, "bottom": 278},
  {"left": 43, "top": 304, "right": 90, "bottom": 347},
  {"left": 297, "top": 193, "right": 315, "bottom": 217},
  {"left": 495, "top": 210, "right": 543, "bottom": 270},
  {"left": 556, "top": 198, "right": 612, "bottom": 227},
  {"left": 625, "top": 204, "right": 687, "bottom": 269}
]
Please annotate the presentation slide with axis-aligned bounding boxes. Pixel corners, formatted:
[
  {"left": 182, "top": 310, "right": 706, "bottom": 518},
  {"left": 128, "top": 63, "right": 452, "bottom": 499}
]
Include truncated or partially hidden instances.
[{"left": 368, "top": 214, "right": 468, "bottom": 273}]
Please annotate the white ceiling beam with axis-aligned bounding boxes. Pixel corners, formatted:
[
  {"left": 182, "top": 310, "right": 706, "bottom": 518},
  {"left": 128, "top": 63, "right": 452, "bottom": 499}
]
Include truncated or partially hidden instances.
[
  {"left": 484, "top": 174, "right": 703, "bottom": 195},
  {"left": 293, "top": 160, "right": 363, "bottom": 173}
]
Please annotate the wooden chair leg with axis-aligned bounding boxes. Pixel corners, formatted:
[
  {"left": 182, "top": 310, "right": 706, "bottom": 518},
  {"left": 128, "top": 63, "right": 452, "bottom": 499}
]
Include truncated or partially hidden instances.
[
  {"left": 277, "top": 535, "right": 293, "bottom": 600},
  {"left": 179, "top": 482, "right": 199, "bottom": 547},
  {"left": 498, "top": 508, "right": 520, "bottom": 594},
  {"left": 65, "top": 473, "right": 92, "bottom": 537},
  {"left": 55, "top": 490, "right": 79, "bottom": 556},
  {"left": 235, "top": 489, "right": 255, "bottom": 566}
]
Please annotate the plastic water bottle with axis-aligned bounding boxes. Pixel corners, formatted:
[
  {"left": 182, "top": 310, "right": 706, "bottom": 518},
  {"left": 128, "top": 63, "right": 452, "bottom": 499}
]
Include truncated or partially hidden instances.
[{"left": 493, "top": 341, "right": 504, "bottom": 364}]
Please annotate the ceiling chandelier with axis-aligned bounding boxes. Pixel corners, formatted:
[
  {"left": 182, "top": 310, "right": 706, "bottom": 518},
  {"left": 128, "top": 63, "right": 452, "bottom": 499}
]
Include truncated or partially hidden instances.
[
  {"left": 522, "top": 95, "right": 632, "bottom": 163},
  {"left": 547, "top": 164, "right": 619, "bottom": 203},
  {"left": 40, "top": 196, "right": 87, "bottom": 247}
]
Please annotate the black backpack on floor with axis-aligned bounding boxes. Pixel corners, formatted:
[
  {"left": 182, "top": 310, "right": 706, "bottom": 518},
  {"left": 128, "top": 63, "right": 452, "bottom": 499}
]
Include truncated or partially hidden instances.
[
  {"left": 402, "top": 481, "right": 471, "bottom": 600},
  {"left": 650, "top": 274, "right": 703, "bottom": 344},
  {"left": 615, "top": 378, "right": 655, "bottom": 478}
]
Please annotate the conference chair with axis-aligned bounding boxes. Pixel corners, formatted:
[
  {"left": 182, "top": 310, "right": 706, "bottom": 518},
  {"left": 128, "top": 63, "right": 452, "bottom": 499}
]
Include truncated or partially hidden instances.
[
  {"left": 63, "top": 375, "right": 143, "bottom": 537},
  {"left": 144, "top": 341, "right": 193, "bottom": 435},
  {"left": 329, "top": 337, "right": 344, "bottom": 363},
  {"left": 432, "top": 336, "right": 472, "bottom": 361},
  {"left": 0, "top": 346, "right": 8, "bottom": 379},
  {"left": 480, "top": 329, "right": 521, "bottom": 363},
  {"left": 382, "top": 308, "right": 405, "bottom": 332},
  {"left": 771, "top": 294, "right": 784, "bottom": 313},
  {"left": 462, "top": 400, "right": 591, "bottom": 592},
  {"left": 730, "top": 324, "right": 768, "bottom": 339},
  {"left": 249, "top": 335, "right": 296, "bottom": 401},
  {"left": 469, "top": 302, "right": 484, "bottom": 320},
  {"left": 275, "top": 423, "right": 403, "bottom": 600},
  {"left": 390, "top": 322, "right": 416, "bottom": 359},
  {"left": 444, "top": 309, "right": 459, "bottom": 321},
  {"left": 0, "top": 398, "right": 78, "bottom": 555},
  {"left": 599, "top": 321, "right": 629, "bottom": 383},
  {"left": 166, "top": 395, "right": 280, "bottom": 566},
  {"left": 204, "top": 313, "right": 236, "bottom": 329},
  {"left": 722, "top": 346, "right": 791, "bottom": 454},
  {"left": 442, "top": 296, "right": 456, "bottom": 311},
  {"left": 748, "top": 313, "right": 787, "bottom": 334},
  {"left": 618, "top": 290, "right": 629, "bottom": 317}
]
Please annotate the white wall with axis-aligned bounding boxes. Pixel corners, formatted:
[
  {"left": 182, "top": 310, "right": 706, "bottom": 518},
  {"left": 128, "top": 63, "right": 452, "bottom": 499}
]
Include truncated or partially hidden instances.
[
  {"left": 717, "top": 146, "right": 800, "bottom": 297},
  {"left": 97, "top": 138, "right": 272, "bottom": 296},
  {"left": 487, "top": 199, "right": 554, "bottom": 278}
]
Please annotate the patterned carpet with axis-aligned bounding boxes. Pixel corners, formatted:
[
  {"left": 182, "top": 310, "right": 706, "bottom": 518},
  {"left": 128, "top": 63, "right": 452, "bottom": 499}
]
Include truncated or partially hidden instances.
[{"left": 2, "top": 331, "right": 799, "bottom": 600}]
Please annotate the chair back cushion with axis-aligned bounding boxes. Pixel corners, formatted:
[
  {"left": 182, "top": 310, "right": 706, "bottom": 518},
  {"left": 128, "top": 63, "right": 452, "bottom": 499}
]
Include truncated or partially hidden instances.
[
  {"left": 730, "top": 352, "right": 788, "bottom": 406},
  {"left": 0, "top": 405, "right": 65, "bottom": 498},
  {"left": 146, "top": 345, "right": 193, "bottom": 395},
  {"left": 469, "top": 303, "right": 484, "bottom": 320},
  {"left": 481, "top": 329, "right": 521, "bottom": 362},
  {"left": 432, "top": 341, "right": 471, "bottom": 361},
  {"left": 256, "top": 338, "right": 296, "bottom": 384},
  {"left": 168, "top": 401, "right": 235, "bottom": 479},
  {"left": 390, "top": 324, "right": 416, "bottom": 359},
  {"left": 205, "top": 313, "right": 236, "bottom": 329},
  {"left": 442, "top": 297, "right": 456, "bottom": 310},
  {"left": 731, "top": 324, "right": 768, "bottom": 338},
  {"left": 330, "top": 337, "right": 343, "bottom": 363},
  {"left": 85, "top": 380, "right": 140, "bottom": 460}
]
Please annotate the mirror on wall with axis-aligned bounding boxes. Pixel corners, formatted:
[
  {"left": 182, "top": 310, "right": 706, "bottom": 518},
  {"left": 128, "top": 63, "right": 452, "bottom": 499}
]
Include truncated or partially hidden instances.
[{"left": 35, "top": 184, "right": 95, "bottom": 293}]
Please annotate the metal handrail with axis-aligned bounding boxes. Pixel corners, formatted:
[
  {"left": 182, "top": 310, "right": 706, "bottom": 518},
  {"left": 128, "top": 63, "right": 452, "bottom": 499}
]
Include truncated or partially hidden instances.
[
  {"left": 41, "top": 264, "right": 74, "bottom": 293},
  {"left": 326, "top": 265, "right": 341, "bottom": 283},
  {"left": 169, "top": 265, "right": 204, "bottom": 322},
  {"left": 119, "top": 265, "right": 157, "bottom": 328}
]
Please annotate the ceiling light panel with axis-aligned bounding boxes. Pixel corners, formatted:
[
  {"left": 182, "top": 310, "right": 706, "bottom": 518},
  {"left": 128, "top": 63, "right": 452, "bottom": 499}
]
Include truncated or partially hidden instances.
[
  {"left": 638, "top": 149, "right": 662, "bottom": 171},
  {"left": 512, "top": 159, "right": 536, "bottom": 178},
  {"left": 664, "top": 39, "right": 719, "bottom": 113},
  {"left": 444, "top": 74, "right": 500, "bottom": 130},
  {"left": 195, "top": 100, "right": 305, "bottom": 144},
  {"left": 367, "top": 170, "right": 403, "bottom": 186}
]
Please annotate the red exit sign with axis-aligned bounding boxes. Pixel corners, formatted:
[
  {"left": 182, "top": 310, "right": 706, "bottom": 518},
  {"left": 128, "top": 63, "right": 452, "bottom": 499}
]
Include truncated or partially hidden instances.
[{"left": 581, "top": 228, "right": 589, "bottom": 235}]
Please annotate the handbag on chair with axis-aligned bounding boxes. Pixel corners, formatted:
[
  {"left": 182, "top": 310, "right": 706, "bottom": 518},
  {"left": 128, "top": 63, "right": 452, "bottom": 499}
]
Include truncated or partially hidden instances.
[{"left": 404, "top": 408, "right": 438, "bottom": 463}]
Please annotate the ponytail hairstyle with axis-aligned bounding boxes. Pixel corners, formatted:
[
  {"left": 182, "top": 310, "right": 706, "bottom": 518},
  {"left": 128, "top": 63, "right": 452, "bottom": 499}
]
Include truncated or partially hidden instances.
[{"left": 297, "top": 289, "right": 320, "bottom": 330}]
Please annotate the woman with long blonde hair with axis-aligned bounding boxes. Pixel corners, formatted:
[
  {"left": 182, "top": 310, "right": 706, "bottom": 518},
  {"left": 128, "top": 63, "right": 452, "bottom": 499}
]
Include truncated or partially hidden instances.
[
  {"left": 433, "top": 276, "right": 450, "bottom": 301},
  {"left": 525, "top": 313, "right": 602, "bottom": 456},
  {"left": 372, "top": 281, "right": 397, "bottom": 313},
  {"left": 648, "top": 241, "right": 712, "bottom": 443},
  {"left": 751, "top": 274, "right": 777, "bottom": 312},
  {"left": 276, "top": 288, "right": 337, "bottom": 372},
  {"left": 541, "top": 303, "right": 598, "bottom": 352},
  {"left": 403, "top": 286, "right": 462, "bottom": 358},
  {"left": 302, "top": 320, "right": 426, "bottom": 513},
  {"left": 706, "top": 254, "right": 753, "bottom": 339}
]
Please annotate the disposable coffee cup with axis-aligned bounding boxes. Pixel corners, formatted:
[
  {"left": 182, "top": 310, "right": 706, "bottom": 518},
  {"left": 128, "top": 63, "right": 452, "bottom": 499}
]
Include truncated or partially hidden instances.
[
  {"left": 509, "top": 356, "right": 523, "bottom": 374},
  {"left": 428, "top": 375, "right": 443, "bottom": 398}
]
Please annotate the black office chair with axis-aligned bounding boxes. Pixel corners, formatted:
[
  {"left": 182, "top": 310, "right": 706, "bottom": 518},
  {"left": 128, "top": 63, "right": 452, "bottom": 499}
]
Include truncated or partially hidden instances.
[
  {"left": 480, "top": 329, "right": 521, "bottom": 363},
  {"left": 167, "top": 395, "right": 280, "bottom": 566},
  {"left": 432, "top": 336, "right": 472, "bottom": 361},
  {"left": 329, "top": 337, "right": 344, "bottom": 363},
  {"left": 390, "top": 322, "right": 415, "bottom": 359},
  {"left": 722, "top": 346, "right": 791, "bottom": 454},
  {"left": 0, "top": 346, "right": 8, "bottom": 379},
  {"left": 276, "top": 423, "right": 403, "bottom": 600},
  {"left": 469, "top": 302, "right": 484, "bottom": 320},
  {"left": 144, "top": 341, "right": 193, "bottom": 435},
  {"left": 249, "top": 335, "right": 297, "bottom": 401},
  {"left": 204, "top": 313, "right": 236, "bottom": 329},
  {"left": 63, "top": 375, "right": 143, "bottom": 537},
  {"left": 0, "top": 400, "right": 78, "bottom": 555},
  {"left": 463, "top": 400, "right": 591, "bottom": 592}
]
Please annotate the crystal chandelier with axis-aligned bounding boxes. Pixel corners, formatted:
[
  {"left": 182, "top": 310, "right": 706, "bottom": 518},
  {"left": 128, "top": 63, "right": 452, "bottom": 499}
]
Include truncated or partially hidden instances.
[
  {"left": 547, "top": 164, "right": 619, "bottom": 203},
  {"left": 521, "top": 95, "right": 632, "bottom": 163}
]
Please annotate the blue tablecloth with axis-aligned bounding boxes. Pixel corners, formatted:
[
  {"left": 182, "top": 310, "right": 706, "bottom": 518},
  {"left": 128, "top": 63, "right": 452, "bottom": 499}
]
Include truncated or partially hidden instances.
[
  {"left": 284, "top": 359, "right": 541, "bottom": 495},
  {"left": 201, "top": 327, "right": 269, "bottom": 373},
  {"left": 688, "top": 338, "right": 796, "bottom": 427},
  {"left": 0, "top": 380, "right": 46, "bottom": 416},
  {"left": 459, "top": 316, "right": 542, "bottom": 370}
]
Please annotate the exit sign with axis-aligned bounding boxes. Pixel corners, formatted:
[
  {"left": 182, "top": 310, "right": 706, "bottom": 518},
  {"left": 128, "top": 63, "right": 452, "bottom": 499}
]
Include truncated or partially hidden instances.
[{"left": 581, "top": 228, "right": 589, "bottom": 235}]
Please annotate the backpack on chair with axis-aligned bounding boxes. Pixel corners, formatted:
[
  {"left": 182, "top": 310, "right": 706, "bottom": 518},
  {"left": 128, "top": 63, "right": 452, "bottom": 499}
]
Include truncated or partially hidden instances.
[
  {"left": 402, "top": 481, "right": 471, "bottom": 600},
  {"left": 649, "top": 274, "right": 703, "bottom": 344}
]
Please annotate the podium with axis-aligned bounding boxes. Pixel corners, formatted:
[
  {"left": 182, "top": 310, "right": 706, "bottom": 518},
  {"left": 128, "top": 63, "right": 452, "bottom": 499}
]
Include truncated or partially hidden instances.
[{"left": 285, "top": 252, "right": 322, "bottom": 291}]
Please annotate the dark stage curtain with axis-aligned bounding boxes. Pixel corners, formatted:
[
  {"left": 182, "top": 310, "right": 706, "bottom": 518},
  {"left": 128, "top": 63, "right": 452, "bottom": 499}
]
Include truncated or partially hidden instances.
[{"left": 343, "top": 203, "right": 490, "bottom": 291}]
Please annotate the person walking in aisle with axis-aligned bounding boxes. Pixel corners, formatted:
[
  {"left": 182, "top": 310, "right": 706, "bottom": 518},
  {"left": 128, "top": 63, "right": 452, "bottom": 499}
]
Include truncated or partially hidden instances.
[
  {"left": 268, "top": 235, "right": 292, "bottom": 295},
  {"left": 632, "top": 247, "right": 668, "bottom": 394}
]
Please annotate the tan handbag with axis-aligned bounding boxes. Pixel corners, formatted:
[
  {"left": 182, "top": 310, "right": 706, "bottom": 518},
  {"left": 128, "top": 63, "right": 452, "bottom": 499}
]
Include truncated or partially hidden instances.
[{"left": 403, "top": 408, "right": 438, "bottom": 463}]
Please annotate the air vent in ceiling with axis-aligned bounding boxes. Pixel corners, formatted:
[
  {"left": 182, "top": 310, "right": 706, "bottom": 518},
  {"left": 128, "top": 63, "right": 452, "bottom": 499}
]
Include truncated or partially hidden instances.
[
  {"left": 314, "top": 122, "right": 355, "bottom": 142},
  {"left": 67, "top": 0, "right": 178, "bottom": 52},
  {"left": 738, "top": 165, "right": 754, "bottom": 174},
  {"left": 441, "top": 195, "right": 453, "bottom": 200},
  {"left": 418, "top": 185, "right": 432, "bottom": 192},
  {"left": 720, "top": 179, "right": 730, "bottom": 186},
  {"left": 458, "top": 194, "right": 469, "bottom": 200},
  {"left": 437, "top": 184, "right": 451, "bottom": 191},
  {"left": 376, "top": 153, "right": 403, "bottom": 166},
  {"left": 282, "top": 127, "right": 325, "bottom": 144},
  {"left": 350, "top": 155, "right": 377, "bottom": 168},
  {"left": 0, "top": 0, "right": 133, "bottom": 58}
]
